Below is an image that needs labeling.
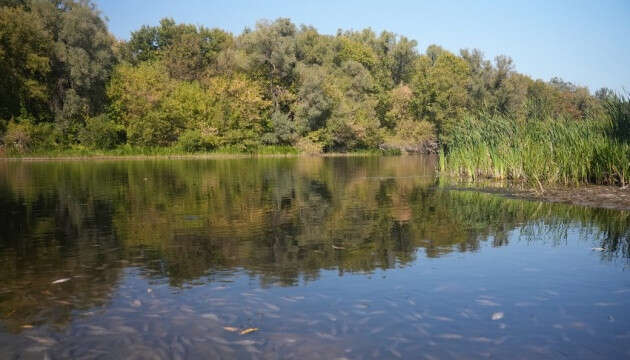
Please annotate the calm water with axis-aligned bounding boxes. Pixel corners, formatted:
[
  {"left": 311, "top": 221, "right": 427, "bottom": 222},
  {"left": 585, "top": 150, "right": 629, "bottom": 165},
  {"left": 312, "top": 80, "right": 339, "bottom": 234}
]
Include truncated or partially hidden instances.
[{"left": 1, "top": 156, "right": 629, "bottom": 359}]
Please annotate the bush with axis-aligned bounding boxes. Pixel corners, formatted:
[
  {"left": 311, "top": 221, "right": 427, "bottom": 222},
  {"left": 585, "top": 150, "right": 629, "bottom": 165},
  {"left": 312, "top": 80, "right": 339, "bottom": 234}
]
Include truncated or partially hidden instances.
[
  {"left": 176, "top": 129, "right": 219, "bottom": 153},
  {"left": 1, "top": 116, "right": 59, "bottom": 153},
  {"left": 79, "top": 115, "right": 125, "bottom": 149}
]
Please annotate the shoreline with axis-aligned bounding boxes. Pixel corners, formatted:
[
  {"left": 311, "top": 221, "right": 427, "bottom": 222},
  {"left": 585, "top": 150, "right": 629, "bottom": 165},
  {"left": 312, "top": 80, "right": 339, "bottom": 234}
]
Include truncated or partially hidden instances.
[
  {"left": 0, "top": 152, "right": 395, "bottom": 161},
  {"left": 450, "top": 181, "right": 630, "bottom": 211}
]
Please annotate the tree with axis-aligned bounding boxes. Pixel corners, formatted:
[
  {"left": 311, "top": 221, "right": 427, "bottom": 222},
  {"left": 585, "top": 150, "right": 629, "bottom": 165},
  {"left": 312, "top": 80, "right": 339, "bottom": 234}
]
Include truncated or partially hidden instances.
[
  {"left": 125, "top": 18, "right": 232, "bottom": 80},
  {"left": 411, "top": 50, "right": 471, "bottom": 138},
  {"left": 31, "top": 0, "right": 116, "bottom": 138},
  {"left": 0, "top": 5, "right": 51, "bottom": 121},
  {"left": 240, "top": 18, "right": 298, "bottom": 112}
]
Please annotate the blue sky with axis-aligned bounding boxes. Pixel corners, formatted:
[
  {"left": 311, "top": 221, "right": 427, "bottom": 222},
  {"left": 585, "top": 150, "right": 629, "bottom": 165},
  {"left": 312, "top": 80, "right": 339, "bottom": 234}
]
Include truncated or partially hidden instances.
[{"left": 94, "top": 0, "right": 629, "bottom": 92}]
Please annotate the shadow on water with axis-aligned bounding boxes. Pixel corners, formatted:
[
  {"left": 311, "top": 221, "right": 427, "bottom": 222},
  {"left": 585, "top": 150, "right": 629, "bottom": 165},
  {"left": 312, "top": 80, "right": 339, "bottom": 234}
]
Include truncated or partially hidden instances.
[{"left": 0, "top": 156, "right": 629, "bottom": 358}]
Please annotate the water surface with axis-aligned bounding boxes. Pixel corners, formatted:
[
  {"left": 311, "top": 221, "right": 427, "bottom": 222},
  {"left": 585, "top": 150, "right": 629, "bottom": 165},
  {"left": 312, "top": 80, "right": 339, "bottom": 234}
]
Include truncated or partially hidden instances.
[{"left": 1, "top": 156, "right": 629, "bottom": 359}]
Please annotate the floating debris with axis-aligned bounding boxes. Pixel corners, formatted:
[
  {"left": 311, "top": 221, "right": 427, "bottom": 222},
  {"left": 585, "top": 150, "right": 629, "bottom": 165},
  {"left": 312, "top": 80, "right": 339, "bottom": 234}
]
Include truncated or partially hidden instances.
[
  {"left": 332, "top": 245, "right": 346, "bottom": 250},
  {"left": 131, "top": 300, "right": 142, "bottom": 308},
  {"left": 239, "top": 328, "right": 259, "bottom": 335},
  {"left": 491, "top": 312, "right": 504, "bottom": 321},
  {"left": 223, "top": 327, "right": 239, "bottom": 332},
  {"left": 51, "top": 278, "right": 71, "bottom": 285}
]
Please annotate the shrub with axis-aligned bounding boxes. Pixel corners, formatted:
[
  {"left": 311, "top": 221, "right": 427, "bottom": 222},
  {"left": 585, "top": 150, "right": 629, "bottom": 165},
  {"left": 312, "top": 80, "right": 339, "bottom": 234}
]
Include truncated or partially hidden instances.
[
  {"left": 1, "top": 116, "right": 58, "bottom": 153},
  {"left": 176, "top": 129, "right": 219, "bottom": 153},
  {"left": 79, "top": 115, "right": 125, "bottom": 149}
]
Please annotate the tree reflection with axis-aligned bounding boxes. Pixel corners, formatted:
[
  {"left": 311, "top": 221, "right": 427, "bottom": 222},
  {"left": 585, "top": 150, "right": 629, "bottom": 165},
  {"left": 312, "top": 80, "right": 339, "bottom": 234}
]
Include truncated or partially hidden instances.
[{"left": 0, "top": 157, "right": 628, "bottom": 330}]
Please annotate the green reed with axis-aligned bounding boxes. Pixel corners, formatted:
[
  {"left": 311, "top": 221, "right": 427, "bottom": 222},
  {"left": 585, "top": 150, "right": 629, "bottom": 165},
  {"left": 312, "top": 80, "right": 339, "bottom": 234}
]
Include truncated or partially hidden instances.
[{"left": 440, "top": 104, "right": 630, "bottom": 186}]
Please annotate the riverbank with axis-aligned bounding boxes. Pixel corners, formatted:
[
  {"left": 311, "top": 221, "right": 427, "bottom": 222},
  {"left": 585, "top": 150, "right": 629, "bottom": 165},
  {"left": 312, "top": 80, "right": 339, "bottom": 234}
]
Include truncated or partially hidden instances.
[
  {"left": 447, "top": 179, "right": 630, "bottom": 211},
  {"left": 0, "top": 144, "right": 405, "bottom": 160}
]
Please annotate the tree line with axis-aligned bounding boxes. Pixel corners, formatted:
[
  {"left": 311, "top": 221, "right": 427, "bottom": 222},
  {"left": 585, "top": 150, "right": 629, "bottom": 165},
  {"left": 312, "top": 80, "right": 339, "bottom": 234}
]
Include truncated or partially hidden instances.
[{"left": 0, "top": 0, "right": 622, "bottom": 154}]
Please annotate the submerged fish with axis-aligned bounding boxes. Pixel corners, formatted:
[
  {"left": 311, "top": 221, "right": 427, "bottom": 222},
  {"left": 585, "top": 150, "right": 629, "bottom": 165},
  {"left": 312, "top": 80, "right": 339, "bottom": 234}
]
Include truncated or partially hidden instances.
[{"left": 51, "top": 278, "right": 71, "bottom": 285}]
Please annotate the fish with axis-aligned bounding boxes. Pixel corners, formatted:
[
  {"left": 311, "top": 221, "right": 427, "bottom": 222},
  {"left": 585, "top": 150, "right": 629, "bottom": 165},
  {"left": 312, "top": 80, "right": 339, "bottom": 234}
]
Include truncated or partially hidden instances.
[
  {"left": 233, "top": 340, "right": 257, "bottom": 346},
  {"left": 51, "top": 278, "right": 71, "bottom": 285},
  {"left": 27, "top": 336, "right": 57, "bottom": 346},
  {"left": 239, "top": 328, "right": 259, "bottom": 335},
  {"left": 476, "top": 299, "right": 500, "bottom": 306},
  {"left": 201, "top": 313, "right": 220, "bottom": 321}
]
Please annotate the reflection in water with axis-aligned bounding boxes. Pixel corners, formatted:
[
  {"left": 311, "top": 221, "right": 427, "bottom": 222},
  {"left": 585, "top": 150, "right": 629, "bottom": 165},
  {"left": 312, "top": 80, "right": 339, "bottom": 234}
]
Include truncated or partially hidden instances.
[{"left": 0, "top": 157, "right": 629, "bottom": 359}]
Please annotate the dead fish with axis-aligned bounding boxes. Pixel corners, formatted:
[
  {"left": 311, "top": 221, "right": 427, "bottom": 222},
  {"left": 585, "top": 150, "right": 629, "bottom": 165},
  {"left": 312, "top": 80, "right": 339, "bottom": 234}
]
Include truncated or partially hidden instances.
[
  {"left": 201, "top": 313, "right": 220, "bottom": 321},
  {"left": 263, "top": 303, "right": 280, "bottom": 312},
  {"left": 115, "top": 325, "right": 138, "bottom": 334},
  {"left": 476, "top": 299, "right": 500, "bottom": 306},
  {"left": 315, "top": 332, "right": 336, "bottom": 340},
  {"left": 469, "top": 337, "right": 493, "bottom": 343},
  {"left": 594, "top": 302, "right": 618, "bottom": 307},
  {"left": 370, "top": 327, "right": 385, "bottom": 334},
  {"left": 233, "top": 340, "right": 257, "bottom": 346},
  {"left": 239, "top": 328, "right": 259, "bottom": 335},
  {"left": 51, "top": 278, "right": 71, "bottom": 285},
  {"left": 515, "top": 302, "right": 537, "bottom": 307},
  {"left": 207, "top": 336, "right": 230, "bottom": 345},
  {"left": 432, "top": 316, "right": 454, "bottom": 322},
  {"left": 389, "top": 348, "right": 402, "bottom": 358},
  {"left": 491, "top": 312, "right": 504, "bottom": 321},
  {"left": 25, "top": 346, "right": 49, "bottom": 353},
  {"left": 27, "top": 336, "right": 57, "bottom": 346},
  {"left": 591, "top": 247, "right": 605, "bottom": 252}
]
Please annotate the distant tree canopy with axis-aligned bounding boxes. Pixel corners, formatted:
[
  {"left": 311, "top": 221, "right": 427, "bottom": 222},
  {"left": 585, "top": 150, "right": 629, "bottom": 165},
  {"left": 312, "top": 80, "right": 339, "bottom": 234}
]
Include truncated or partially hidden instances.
[{"left": 0, "top": 1, "right": 618, "bottom": 153}]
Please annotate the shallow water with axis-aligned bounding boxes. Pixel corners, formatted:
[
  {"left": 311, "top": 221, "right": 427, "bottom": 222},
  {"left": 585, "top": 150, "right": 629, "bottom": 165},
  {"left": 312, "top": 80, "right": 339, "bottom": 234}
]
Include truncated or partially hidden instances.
[{"left": 1, "top": 156, "right": 629, "bottom": 359}]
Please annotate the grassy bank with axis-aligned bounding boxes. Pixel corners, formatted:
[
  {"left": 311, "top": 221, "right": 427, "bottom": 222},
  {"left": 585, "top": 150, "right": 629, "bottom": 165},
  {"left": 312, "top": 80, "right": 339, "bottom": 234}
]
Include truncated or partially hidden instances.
[
  {"left": 439, "top": 97, "right": 630, "bottom": 187},
  {"left": 0, "top": 144, "right": 403, "bottom": 159}
]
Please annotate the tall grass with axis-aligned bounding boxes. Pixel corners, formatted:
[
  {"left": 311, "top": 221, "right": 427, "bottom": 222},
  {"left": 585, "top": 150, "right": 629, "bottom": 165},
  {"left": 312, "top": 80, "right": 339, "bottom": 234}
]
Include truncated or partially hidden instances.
[{"left": 440, "top": 97, "right": 630, "bottom": 187}]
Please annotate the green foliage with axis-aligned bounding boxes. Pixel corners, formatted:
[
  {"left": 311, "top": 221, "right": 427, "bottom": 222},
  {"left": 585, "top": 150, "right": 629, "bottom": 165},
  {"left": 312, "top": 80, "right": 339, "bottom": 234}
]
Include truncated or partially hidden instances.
[
  {"left": 441, "top": 115, "right": 630, "bottom": 186},
  {"left": 605, "top": 94, "right": 630, "bottom": 142},
  {"left": 176, "top": 129, "right": 217, "bottom": 152},
  {"left": 79, "top": 114, "right": 125, "bottom": 149},
  {"left": 411, "top": 50, "right": 470, "bottom": 141},
  {"left": 0, "top": 5, "right": 626, "bottom": 177},
  {"left": 0, "top": 5, "right": 51, "bottom": 120},
  {"left": 1, "top": 113, "right": 58, "bottom": 153}
]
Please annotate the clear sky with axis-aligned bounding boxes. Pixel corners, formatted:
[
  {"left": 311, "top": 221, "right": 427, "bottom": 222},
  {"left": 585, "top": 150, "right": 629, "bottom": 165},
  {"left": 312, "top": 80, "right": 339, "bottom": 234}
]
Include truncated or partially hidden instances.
[{"left": 94, "top": 0, "right": 629, "bottom": 92}]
